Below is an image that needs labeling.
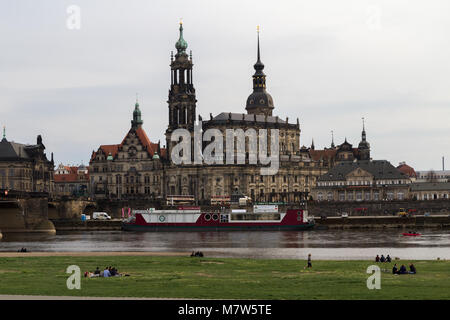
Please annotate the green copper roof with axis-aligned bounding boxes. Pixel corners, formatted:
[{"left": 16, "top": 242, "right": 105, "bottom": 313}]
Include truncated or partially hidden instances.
[
  {"left": 175, "top": 22, "right": 188, "bottom": 54},
  {"left": 152, "top": 152, "right": 160, "bottom": 160},
  {"left": 107, "top": 153, "right": 113, "bottom": 161}
]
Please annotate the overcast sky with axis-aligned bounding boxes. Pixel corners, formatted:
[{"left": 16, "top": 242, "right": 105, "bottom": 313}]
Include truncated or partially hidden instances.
[{"left": 1, "top": 0, "right": 449, "bottom": 171}]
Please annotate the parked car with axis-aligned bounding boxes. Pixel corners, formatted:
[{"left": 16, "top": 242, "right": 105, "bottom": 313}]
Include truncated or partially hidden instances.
[
  {"left": 92, "top": 212, "right": 111, "bottom": 220},
  {"left": 341, "top": 212, "right": 349, "bottom": 218},
  {"left": 397, "top": 208, "right": 408, "bottom": 217}
]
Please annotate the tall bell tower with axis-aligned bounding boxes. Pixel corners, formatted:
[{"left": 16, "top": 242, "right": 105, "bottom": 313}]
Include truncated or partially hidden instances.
[{"left": 165, "top": 21, "right": 197, "bottom": 160}]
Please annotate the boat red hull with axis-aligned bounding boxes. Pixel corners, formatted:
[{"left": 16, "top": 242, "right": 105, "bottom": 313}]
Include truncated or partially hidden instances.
[{"left": 122, "top": 209, "right": 314, "bottom": 232}]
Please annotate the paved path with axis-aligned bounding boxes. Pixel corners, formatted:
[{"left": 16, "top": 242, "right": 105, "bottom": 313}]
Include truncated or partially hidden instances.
[
  {"left": 0, "top": 251, "right": 190, "bottom": 258},
  {"left": 0, "top": 295, "right": 190, "bottom": 300}
]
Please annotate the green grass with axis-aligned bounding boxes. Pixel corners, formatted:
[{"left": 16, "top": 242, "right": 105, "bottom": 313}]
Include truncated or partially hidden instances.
[{"left": 0, "top": 256, "right": 449, "bottom": 299}]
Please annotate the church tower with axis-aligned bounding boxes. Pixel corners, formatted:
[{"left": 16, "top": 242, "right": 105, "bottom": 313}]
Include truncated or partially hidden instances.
[
  {"left": 131, "top": 98, "right": 143, "bottom": 129},
  {"left": 358, "top": 117, "right": 371, "bottom": 160},
  {"left": 165, "top": 21, "right": 197, "bottom": 159},
  {"left": 245, "top": 26, "right": 274, "bottom": 116}
]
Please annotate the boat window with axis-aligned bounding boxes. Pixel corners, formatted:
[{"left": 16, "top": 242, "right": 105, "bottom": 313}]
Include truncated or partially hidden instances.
[
  {"left": 220, "top": 214, "right": 229, "bottom": 223},
  {"left": 230, "top": 213, "right": 281, "bottom": 221},
  {"left": 204, "top": 214, "right": 211, "bottom": 221},
  {"left": 212, "top": 214, "right": 219, "bottom": 221}
]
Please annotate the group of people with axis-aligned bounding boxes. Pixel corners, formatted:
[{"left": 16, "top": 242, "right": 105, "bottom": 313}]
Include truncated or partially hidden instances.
[
  {"left": 190, "top": 251, "right": 204, "bottom": 257},
  {"left": 84, "top": 266, "right": 125, "bottom": 278},
  {"left": 375, "top": 254, "right": 417, "bottom": 275},
  {"left": 392, "top": 263, "right": 416, "bottom": 275},
  {"left": 375, "top": 254, "right": 392, "bottom": 263}
]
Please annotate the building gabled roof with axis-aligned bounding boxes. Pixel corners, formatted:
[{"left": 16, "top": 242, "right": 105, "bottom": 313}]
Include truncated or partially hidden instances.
[
  {"left": 318, "top": 160, "right": 408, "bottom": 181},
  {"left": 91, "top": 127, "right": 159, "bottom": 162}
]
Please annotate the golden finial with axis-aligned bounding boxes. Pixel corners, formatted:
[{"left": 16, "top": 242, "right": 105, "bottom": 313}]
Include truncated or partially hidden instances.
[
  {"left": 179, "top": 18, "right": 183, "bottom": 25},
  {"left": 257, "top": 25, "right": 260, "bottom": 33}
]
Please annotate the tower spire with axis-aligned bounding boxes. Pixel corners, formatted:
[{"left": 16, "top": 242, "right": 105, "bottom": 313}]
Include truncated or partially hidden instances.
[
  {"left": 2, "top": 125, "right": 5, "bottom": 141},
  {"left": 361, "top": 117, "right": 366, "bottom": 141},
  {"left": 331, "top": 130, "right": 335, "bottom": 148},
  {"left": 246, "top": 26, "right": 274, "bottom": 116},
  {"left": 257, "top": 25, "right": 261, "bottom": 63}
]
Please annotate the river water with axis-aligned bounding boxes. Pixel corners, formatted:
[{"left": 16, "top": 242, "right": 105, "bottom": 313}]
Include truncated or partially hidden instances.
[{"left": 1, "top": 229, "right": 449, "bottom": 260}]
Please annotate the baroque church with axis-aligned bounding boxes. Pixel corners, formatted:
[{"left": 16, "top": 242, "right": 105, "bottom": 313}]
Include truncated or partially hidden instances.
[{"left": 89, "top": 23, "right": 371, "bottom": 204}]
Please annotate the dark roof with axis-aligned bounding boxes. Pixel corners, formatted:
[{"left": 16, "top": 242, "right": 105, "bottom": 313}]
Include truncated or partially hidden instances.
[
  {"left": 410, "top": 182, "right": 450, "bottom": 191},
  {"left": 208, "top": 112, "right": 286, "bottom": 123},
  {"left": 318, "top": 160, "right": 408, "bottom": 181},
  {"left": 0, "top": 139, "right": 34, "bottom": 160}
]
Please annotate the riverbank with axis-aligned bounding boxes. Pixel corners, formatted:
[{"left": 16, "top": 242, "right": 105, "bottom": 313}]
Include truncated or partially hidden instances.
[
  {"left": 315, "top": 215, "right": 450, "bottom": 229},
  {"left": 0, "top": 255, "right": 448, "bottom": 299}
]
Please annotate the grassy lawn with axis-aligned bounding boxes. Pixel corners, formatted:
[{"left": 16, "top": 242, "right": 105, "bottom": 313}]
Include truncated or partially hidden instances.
[{"left": 0, "top": 256, "right": 448, "bottom": 299}]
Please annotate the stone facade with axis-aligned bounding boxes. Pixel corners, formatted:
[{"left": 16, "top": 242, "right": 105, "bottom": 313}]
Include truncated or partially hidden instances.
[
  {"left": 54, "top": 164, "right": 90, "bottom": 197},
  {"left": 89, "top": 24, "right": 360, "bottom": 204},
  {"left": 410, "top": 182, "right": 450, "bottom": 200},
  {"left": 0, "top": 132, "right": 54, "bottom": 195},
  {"left": 312, "top": 160, "right": 411, "bottom": 202}
]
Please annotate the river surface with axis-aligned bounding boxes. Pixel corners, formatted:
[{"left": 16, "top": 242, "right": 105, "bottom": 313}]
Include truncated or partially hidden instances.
[{"left": 1, "top": 229, "right": 449, "bottom": 260}]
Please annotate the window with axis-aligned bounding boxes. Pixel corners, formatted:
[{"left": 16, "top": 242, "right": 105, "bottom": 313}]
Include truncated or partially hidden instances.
[
  {"left": 397, "top": 192, "right": 404, "bottom": 200},
  {"left": 318, "top": 192, "right": 323, "bottom": 201},
  {"left": 347, "top": 193, "right": 354, "bottom": 201},
  {"left": 356, "top": 192, "right": 362, "bottom": 201},
  {"left": 327, "top": 192, "right": 333, "bottom": 201},
  {"left": 387, "top": 192, "right": 394, "bottom": 200},
  {"left": 339, "top": 192, "right": 345, "bottom": 201},
  {"left": 365, "top": 192, "right": 371, "bottom": 201}
]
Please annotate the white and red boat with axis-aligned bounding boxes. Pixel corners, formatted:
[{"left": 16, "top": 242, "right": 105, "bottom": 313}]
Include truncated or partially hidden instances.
[{"left": 121, "top": 205, "right": 314, "bottom": 231}]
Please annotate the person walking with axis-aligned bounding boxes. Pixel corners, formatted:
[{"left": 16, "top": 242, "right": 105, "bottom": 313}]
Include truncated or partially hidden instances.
[{"left": 304, "top": 254, "right": 312, "bottom": 269}]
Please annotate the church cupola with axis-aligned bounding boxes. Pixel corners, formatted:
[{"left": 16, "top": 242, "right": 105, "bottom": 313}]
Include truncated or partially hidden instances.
[
  {"left": 131, "top": 98, "right": 143, "bottom": 129},
  {"left": 175, "top": 21, "right": 188, "bottom": 55},
  {"left": 246, "top": 26, "right": 274, "bottom": 117},
  {"left": 358, "top": 117, "right": 370, "bottom": 160}
]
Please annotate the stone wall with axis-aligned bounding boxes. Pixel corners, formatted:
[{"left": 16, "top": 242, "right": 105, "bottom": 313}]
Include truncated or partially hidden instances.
[
  {"left": 0, "top": 198, "right": 55, "bottom": 233},
  {"left": 308, "top": 199, "right": 450, "bottom": 217},
  {"left": 48, "top": 199, "right": 97, "bottom": 220}
]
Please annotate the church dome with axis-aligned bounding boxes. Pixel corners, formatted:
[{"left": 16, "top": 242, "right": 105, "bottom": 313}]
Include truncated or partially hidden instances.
[{"left": 246, "top": 91, "right": 274, "bottom": 109}]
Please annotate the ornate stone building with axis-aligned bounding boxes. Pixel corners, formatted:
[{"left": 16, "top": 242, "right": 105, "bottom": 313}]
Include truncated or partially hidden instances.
[
  {"left": 54, "top": 164, "right": 90, "bottom": 197},
  {"left": 0, "top": 129, "right": 54, "bottom": 195},
  {"left": 89, "top": 23, "right": 340, "bottom": 203},
  {"left": 89, "top": 100, "right": 165, "bottom": 200},
  {"left": 312, "top": 160, "right": 411, "bottom": 202}
]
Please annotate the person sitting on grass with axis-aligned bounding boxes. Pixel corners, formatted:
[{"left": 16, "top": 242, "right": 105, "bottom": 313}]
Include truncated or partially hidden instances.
[
  {"left": 375, "top": 255, "right": 380, "bottom": 262},
  {"left": 409, "top": 263, "right": 417, "bottom": 274},
  {"left": 94, "top": 267, "right": 100, "bottom": 275},
  {"left": 111, "top": 267, "right": 117, "bottom": 276},
  {"left": 392, "top": 264, "right": 398, "bottom": 274},
  {"left": 103, "top": 267, "right": 111, "bottom": 278},
  {"left": 398, "top": 264, "right": 407, "bottom": 274},
  {"left": 380, "top": 255, "right": 386, "bottom": 263},
  {"left": 386, "top": 255, "right": 392, "bottom": 263}
]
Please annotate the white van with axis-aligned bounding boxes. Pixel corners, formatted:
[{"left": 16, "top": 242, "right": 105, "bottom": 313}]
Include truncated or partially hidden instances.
[{"left": 92, "top": 212, "right": 112, "bottom": 220}]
